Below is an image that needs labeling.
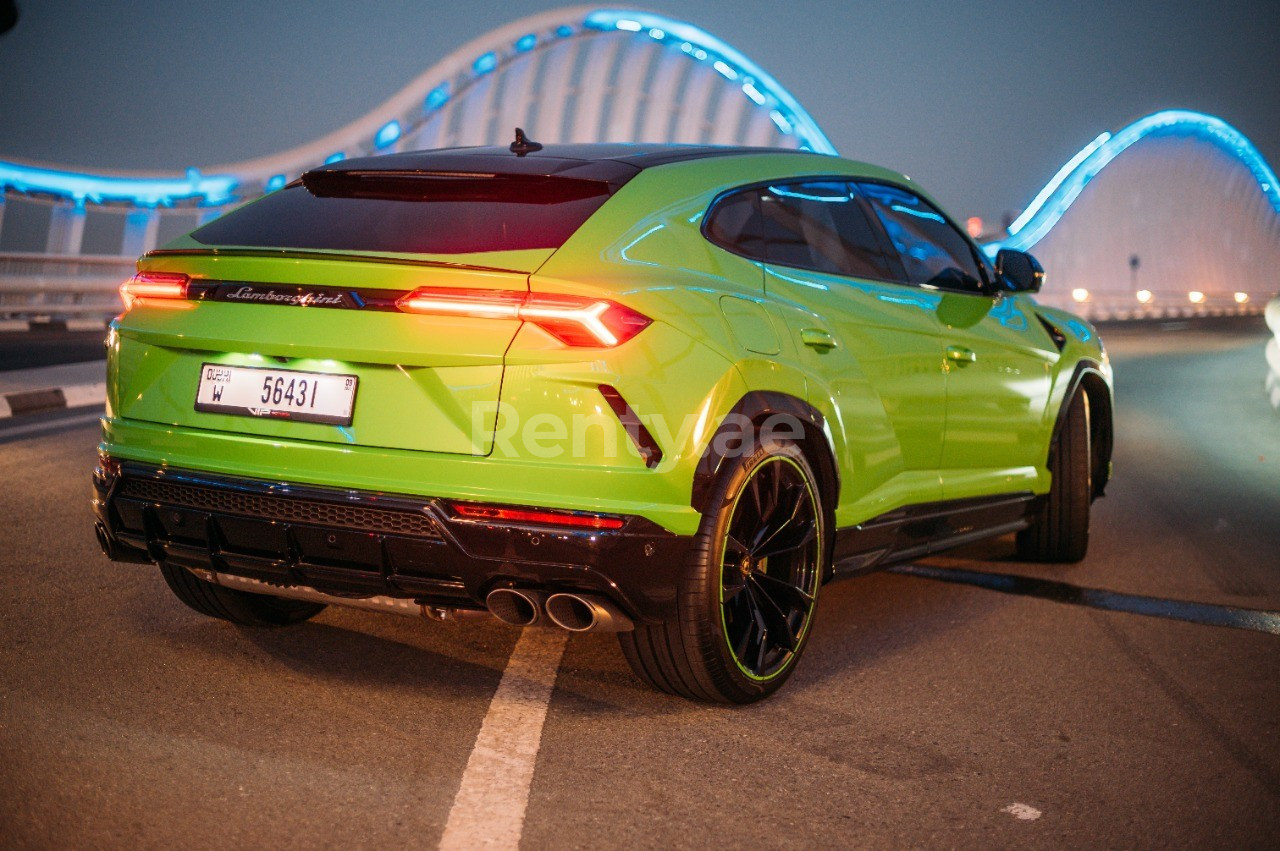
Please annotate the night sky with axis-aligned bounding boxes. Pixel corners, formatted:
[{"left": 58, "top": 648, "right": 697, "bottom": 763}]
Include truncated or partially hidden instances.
[{"left": 1, "top": 0, "right": 1277, "bottom": 223}]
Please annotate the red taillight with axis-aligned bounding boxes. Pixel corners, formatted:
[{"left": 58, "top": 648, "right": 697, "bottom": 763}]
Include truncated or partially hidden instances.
[
  {"left": 120, "top": 272, "right": 189, "bottom": 311},
  {"left": 449, "top": 502, "right": 626, "bottom": 530},
  {"left": 395, "top": 287, "right": 651, "bottom": 347}
]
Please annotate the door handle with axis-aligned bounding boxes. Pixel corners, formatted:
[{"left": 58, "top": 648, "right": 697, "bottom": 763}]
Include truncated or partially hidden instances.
[
  {"left": 801, "top": 328, "right": 837, "bottom": 350},
  {"left": 945, "top": 345, "right": 977, "bottom": 365}
]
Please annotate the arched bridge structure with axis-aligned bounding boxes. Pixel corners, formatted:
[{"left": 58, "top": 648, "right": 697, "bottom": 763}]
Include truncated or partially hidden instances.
[
  {"left": 0, "top": 6, "right": 831, "bottom": 259},
  {"left": 0, "top": 8, "right": 1277, "bottom": 323},
  {"left": 986, "top": 110, "right": 1280, "bottom": 319}
]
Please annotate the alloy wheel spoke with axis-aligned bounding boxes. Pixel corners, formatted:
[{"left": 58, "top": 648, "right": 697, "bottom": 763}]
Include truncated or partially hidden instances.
[
  {"left": 754, "top": 518, "right": 817, "bottom": 562},
  {"left": 724, "top": 533, "right": 751, "bottom": 558},
  {"left": 752, "top": 569, "right": 814, "bottom": 612},
  {"left": 751, "top": 484, "right": 806, "bottom": 553},
  {"left": 722, "top": 575, "right": 749, "bottom": 605},
  {"left": 733, "top": 590, "right": 762, "bottom": 661},
  {"left": 747, "top": 576, "right": 799, "bottom": 652}
]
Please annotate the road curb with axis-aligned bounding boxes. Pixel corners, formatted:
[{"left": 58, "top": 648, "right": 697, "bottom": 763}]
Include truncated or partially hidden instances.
[{"left": 0, "top": 382, "right": 106, "bottom": 418}]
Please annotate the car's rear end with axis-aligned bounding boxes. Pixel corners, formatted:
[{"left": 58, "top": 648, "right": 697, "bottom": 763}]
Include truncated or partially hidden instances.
[{"left": 93, "top": 149, "right": 744, "bottom": 625}]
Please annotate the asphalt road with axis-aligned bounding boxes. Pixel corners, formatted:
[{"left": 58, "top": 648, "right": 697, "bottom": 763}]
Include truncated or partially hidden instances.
[{"left": 2, "top": 318, "right": 1278, "bottom": 849}]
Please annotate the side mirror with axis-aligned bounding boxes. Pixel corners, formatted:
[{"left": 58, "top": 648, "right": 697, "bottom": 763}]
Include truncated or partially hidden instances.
[{"left": 995, "top": 249, "right": 1045, "bottom": 293}]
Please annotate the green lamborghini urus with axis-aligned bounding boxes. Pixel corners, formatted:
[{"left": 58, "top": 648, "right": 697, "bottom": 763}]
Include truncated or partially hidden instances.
[{"left": 93, "top": 142, "right": 1113, "bottom": 703}]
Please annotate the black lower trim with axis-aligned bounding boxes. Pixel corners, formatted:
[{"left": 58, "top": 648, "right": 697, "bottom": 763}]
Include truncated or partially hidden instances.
[
  {"left": 93, "top": 460, "right": 691, "bottom": 623},
  {"left": 832, "top": 492, "right": 1038, "bottom": 575},
  {"left": 691, "top": 390, "right": 838, "bottom": 513}
]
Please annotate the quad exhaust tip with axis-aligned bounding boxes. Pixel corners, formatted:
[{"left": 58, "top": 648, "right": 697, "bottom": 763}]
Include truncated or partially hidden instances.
[
  {"left": 486, "top": 588, "right": 634, "bottom": 632},
  {"left": 545, "top": 592, "right": 633, "bottom": 633},
  {"left": 485, "top": 588, "right": 545, "bottom": 626}
]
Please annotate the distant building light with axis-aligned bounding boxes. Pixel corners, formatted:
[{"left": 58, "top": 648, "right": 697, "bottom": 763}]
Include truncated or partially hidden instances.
[
  {"left": 265, "top": 174, "right": 287, "bottom": 192},
  {"left": 514, "top": 33, "right": 537, "bottom": 52},
  {"left": 1234, "top": 292, "right": 1250, "bottom": 303},
  {"left": 374, "top": 120, "right": 401, "bottom": 149},
  {"left": 1188, "top": 290, "right": 1206, "bottom": 304},
  {"left": 324, "top": 152, "right": 345, "bottom": 164},
  {"left": 1136, "top": 289, "right": 1153, "bottom": 304},
  {"left": 692, "top": 48, "right": 708, "bottom": 61},
  {"left": 965, "top": 216, "right": 983, "bottom": 238},
  {"left": 742, "top": 81, "right": 765, "bottom": 105},
  {"left": 680, "top": 41, "right": 694, "bottom": 54},
  {"left": 615, "top": 19, "right": 643, "bottom": 31},
  {"left": 1072, "top": 288, "right": 1090, "bottom": 303},
  {"left": 472, "top": 51, "right": 498, "bottom": 74},
  {"left": 769, "top": 110, "right": 793, "bottom": 134},
  {"left": 648, "top": 27, "right": 666, "bottom": 40},
  {"left": 713, "top": 60, "right": 738, "bottom": 80},
  {"left": 555, "top": 25, "right": 574, "bottom": 37}
]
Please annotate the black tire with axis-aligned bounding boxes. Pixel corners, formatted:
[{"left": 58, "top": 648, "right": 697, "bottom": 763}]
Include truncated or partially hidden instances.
[
  {"left": 1017, "top": 390, "right": 1091, "bottom": 563},
  {"left": 159, "top": 562, "right": 325, "bottom": 626},
  {"left": 619, "top": 437, "right": 825, "bottom": 703}
]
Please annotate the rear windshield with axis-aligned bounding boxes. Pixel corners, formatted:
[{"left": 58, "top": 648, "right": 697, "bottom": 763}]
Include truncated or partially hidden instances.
[{"left": 190, "top": 172, "right": 612, "bottom": 255}]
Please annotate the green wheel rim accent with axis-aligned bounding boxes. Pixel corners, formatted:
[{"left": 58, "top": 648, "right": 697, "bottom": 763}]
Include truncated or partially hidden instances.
[{"left": 718, "top": 454, "right": 822, "bottom": 681}]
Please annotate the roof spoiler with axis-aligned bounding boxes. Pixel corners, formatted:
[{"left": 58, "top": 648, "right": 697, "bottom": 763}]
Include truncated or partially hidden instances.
[{"left": 300, "top": 169, "right": 611, "bottom": 204}]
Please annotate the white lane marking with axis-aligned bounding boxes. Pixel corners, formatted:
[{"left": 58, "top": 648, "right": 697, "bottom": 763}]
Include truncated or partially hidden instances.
[
  {"left": 1001, "top": 803, "right": 1043, "bottom": 821},
  {"left": 61, "top": 382, "right": 107, "bottom": 408},
  {"left": 0, "top": 411, "right": 102, "bottom": 441},
  {"left": 440, "top": 628, "right": 568, "bottom": 850}
]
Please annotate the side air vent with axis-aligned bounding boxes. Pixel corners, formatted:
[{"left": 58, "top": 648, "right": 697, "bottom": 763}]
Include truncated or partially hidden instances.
[
  {"left": 1037, "top": 314, "right": 1067, "bottom": 351},
  {"left": 598, "top": 385, "right": 663, "bottom": 469}
]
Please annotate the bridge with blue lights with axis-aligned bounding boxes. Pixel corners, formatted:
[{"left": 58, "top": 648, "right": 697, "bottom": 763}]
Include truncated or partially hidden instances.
[{"left": 0, "top": 6, "right": 1276, "bottom": 320}]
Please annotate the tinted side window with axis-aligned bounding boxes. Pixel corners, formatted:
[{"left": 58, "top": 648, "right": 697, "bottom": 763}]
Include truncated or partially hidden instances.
[
  {"left": 704, "top": 190, "right": 766, "bottom": 260},
  {"left": 858, "top": 183, "right": 984, "bottom": 291},
  {"left": 758, "top": 182, "right": 894, "bottom": 280}
]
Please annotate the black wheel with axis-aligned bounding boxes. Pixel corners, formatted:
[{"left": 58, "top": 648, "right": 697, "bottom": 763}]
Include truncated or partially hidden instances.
[
  {"left": 619, "top": 438, "right": 825, "bottom": 703},
  {"left": 159, "top": 562, "right": 325, "bottom": 626},
  {"left": 1017, "top": 390, "right": 1091, "bottom": 563}
]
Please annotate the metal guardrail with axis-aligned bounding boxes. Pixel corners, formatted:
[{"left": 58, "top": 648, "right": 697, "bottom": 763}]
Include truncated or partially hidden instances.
[
  {"left": 1038, "top": 291, "right": 1271, "bottom": 321},
  {"left": 1266, "top": 297, "right": 1280, "bottom": 410},
  {"left": 0, "top": 252, "right": 133, "bottom": 319}
]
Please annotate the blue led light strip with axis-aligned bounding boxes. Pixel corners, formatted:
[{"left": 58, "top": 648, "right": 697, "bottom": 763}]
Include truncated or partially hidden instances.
[
  {"left": 987, "top": 109, "right": 1280, "bottom": 256},
  {"left": 0, "top": 161, "right": 237, "bottom": 207},
  {"left": 0, "top": 8, "right": 837, "bottom": 209}
]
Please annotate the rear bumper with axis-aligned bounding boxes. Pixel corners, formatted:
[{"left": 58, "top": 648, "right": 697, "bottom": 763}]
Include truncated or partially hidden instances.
[{"left": 93, "top": 458, "right": 693, "bottom": 624}]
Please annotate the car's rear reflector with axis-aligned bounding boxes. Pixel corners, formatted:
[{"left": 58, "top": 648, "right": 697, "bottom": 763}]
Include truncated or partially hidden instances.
[
  {"left": 396, "top": 287, "right": 650, "bottom": 347},
  {"left": 448, "top": 501, "right": 626, "bottom": 530},
  {"left": 120, "top": 272, "right": 190, "bottom": 310}
]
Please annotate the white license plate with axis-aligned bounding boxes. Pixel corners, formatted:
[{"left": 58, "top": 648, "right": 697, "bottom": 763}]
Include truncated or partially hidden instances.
[{"left": 196, "top": 364, "right": 358, "bottom": 426}]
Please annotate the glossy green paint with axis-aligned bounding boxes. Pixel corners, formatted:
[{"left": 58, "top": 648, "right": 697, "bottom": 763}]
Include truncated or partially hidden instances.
[{"left": 102, "top": 151, "right": 1110, "bottom": 538}]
